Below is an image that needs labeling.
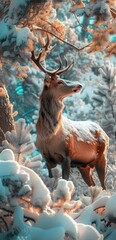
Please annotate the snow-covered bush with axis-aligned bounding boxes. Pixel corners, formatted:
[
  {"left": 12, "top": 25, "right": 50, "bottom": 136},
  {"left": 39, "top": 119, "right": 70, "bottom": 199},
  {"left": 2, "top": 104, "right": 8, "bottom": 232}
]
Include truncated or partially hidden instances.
[
  {"left": 2, "top": 118, "right": 35, "bottom": 163},
  {"left": 0, "top": 148, "right": 51, "bottom": 210},
  {"left": 0, "top": 149, "right": 116, "bottom": 239}
]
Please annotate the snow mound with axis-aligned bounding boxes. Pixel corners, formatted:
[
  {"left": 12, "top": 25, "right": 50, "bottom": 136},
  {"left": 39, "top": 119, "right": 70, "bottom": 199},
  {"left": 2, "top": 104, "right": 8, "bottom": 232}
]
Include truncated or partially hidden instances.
[
  {"left": 35, "top": 211, "right": 79, "bottom": 239},
  {"left": 77, "top": 223, "right": 103, "bottom": 240}
]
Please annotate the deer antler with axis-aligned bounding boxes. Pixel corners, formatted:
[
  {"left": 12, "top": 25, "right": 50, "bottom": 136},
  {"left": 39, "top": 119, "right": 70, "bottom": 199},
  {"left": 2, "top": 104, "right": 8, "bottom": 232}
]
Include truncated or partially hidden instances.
[
  {"left": 31, "top": 51, "right": 47, "bottom": 74},
  {"left": 56, "top": 56, "right": 74, "bottom": 75},
  {"left": 32, "top": 51, "right": 74, "bottom": 76},
  {"left": 31, "top": 34, "right": 58, "bottom": 75},
  {"left": 32, "top": 50, "right": 64, "bottom": 76},
  {"left": 32, "top": 34, "right": 74, "bottom": 76},
  {"left": 31, "top": 33, "right": 55, "bottom": 66}
]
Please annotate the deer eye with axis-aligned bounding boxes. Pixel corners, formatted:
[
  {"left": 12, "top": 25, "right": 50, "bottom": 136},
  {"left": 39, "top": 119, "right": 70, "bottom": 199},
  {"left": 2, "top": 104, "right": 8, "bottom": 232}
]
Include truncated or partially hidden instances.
[{"left": 57, "top": 81, "right": 64, "bottom": 85}]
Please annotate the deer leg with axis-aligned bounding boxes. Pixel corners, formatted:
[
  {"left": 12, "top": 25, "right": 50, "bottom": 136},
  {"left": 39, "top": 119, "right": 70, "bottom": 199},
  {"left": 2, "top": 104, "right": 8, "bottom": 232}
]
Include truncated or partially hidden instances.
[
  {"left": 46, "top": 163, "right": 53, "bottom": 178},
  {"left": 95, "top": 154, "right": 107, "bottom": 190},
  {"left": 78, "top": 166, "right": 95, "bottom": 187},
  {"left": 62, "top": 157, "right": 71, "bottom": 180}
]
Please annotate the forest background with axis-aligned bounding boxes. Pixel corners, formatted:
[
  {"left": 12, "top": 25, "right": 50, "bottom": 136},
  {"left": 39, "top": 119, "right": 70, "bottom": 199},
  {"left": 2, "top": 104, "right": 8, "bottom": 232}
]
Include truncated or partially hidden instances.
[{"left": 0, "top": 0, "right": 116, "bottom": 239}]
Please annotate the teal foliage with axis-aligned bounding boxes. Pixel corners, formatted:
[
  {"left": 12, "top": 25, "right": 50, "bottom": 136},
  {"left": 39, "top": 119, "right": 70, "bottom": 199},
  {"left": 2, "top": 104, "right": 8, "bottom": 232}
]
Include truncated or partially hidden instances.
[
  {"left": 15, "top": 81, "right": 24, "bottom": 95},
  {"left": 7, "top": 78, "right": 39, "bottom": 124}
]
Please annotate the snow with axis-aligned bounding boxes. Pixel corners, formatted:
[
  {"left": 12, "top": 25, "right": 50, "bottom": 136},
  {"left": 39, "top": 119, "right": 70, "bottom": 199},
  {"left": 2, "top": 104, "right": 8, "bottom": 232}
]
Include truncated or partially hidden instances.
[
  {"left": 9, "top": 206, "right": 66, "bottom": 240},
  {"left": 0, "top": 148, "right": 15, "bottom": 161},
  {"left": 62, "top": 116, "right": 104, "bottom": 143},
  {"left": 51, "top": 165, "right": 62, "bottom": 179},
  {"left": 76, "top": 205, "right": 93, "bottom": 225},
  {"left": 16, "top": 27, "right": 30, "bottom": 47},
  {"left": 35, "top": 211, "right": 79, "bottom": 239},
  {"left": 9, "top": 0, "right": 27, "bottom": 9},
  {"left": 0, "top": 13, "right": 37, "bottom": 60},
  {"left": 0, "top": 146, "right": 115, "bottom": 240},
  {"left": 0, "top": 20, "right": 12, "bottom": 41},
  {"left": 105, "top": 194, "right": 116, "bottom": 220},
  {"left": 0, "top": 178, "right": 9, "bottom": 202},
  {"left": 105, "top": 229, "right": 116, "bottom": 240},
  {"left": 8, "top": 0, "right": 28, "bottom": 23},
  {"left": 93, "top": 195, "right": 111, "bottom": 211},
  {"left": 77, "top": 223, "right": 103, "bottom": 240},
  {"left": 30, "top": 226, "right": 65, "bottom": 240},
  {"left": 0, "top": 160, "right": 19, "bottom": 176},
  {"left": 21, "top": 165, "right": 51, "bottom": 208},
  {"left": 53, "top": 179, "right": 75, "bottom": 202},
  {"left": 76, "top": 192, "right": 111, "bottom": 225},
  {"left": 15, "top": 27, "right": 37, "bottom": 47},
  {"left": 0, "top": 149, "right": 51, "bottom": 208}
]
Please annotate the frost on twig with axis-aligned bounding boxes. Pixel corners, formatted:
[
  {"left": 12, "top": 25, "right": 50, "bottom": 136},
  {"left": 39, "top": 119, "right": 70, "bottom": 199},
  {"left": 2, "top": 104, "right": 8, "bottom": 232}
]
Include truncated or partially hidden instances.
[
  {"left": 2, "top": 118, "right": 35, "bottom": 163},
  {"left": 24, "top": 154, "right": 43, "bottom": 172}
]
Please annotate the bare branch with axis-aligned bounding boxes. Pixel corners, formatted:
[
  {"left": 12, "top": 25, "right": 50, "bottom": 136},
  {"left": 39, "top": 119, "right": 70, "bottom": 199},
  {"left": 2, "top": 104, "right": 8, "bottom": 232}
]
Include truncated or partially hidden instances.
[{"left": 33, "top": 26, "right": 91, "bottom": 52}]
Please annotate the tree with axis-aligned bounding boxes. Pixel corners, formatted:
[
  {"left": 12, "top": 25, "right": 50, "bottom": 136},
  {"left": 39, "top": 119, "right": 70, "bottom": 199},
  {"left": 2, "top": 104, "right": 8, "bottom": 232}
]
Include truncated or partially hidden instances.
[
  {"left": 69, "top": 0, "right": 116, "bottom": 55},
  {"left": 0, "top": 84, "right": 15, "bottom": 145}
]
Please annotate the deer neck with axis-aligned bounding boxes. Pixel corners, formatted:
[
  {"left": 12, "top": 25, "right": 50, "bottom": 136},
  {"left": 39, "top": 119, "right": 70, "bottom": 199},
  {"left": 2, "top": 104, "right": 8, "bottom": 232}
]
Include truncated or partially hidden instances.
[{"left": 37, "top": 92, "right": 64, "bottom": 139}]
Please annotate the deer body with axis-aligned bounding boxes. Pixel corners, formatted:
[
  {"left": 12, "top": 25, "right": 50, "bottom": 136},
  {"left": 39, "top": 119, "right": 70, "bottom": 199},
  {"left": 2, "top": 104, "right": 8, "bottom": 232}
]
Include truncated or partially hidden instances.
[
  {"left": 32, "top": 47, "right": 109, "bottom": 189},
  {"left": 37, "top": 115, "right": 106, "bottom": 166},
  {"left": 36, "top": 77, "right": 109, "bottom": 189}
]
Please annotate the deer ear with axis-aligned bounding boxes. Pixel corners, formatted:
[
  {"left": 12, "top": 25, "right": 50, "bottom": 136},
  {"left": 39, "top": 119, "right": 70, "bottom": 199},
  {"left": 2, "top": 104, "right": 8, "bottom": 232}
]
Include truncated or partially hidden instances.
[{"left": 44, "top": 75, "right": 51, "bottom": 87}]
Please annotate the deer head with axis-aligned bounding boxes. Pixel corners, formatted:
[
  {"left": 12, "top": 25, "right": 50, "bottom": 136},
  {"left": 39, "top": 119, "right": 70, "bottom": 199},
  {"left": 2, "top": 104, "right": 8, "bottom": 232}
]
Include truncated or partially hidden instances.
[{"left": 32, "top": 50, "right": 82, "bottom": 101}]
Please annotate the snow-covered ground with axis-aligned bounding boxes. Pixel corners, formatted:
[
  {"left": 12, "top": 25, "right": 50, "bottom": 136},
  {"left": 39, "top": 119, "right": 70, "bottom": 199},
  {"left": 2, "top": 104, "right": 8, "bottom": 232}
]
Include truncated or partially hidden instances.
[{"left": 0, "top": 149, "right": 116, "bottom": 240}]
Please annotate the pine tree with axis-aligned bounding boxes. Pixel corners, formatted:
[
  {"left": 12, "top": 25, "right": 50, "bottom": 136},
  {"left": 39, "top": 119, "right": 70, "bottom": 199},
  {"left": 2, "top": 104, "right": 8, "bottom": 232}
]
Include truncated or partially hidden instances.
[{"left": 93, "top": 62, "right": 116, "bottom": 141}]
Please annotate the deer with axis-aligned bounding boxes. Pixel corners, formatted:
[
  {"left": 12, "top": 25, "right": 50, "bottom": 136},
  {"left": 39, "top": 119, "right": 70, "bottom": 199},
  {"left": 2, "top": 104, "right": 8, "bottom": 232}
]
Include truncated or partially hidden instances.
[{"left": 32, "top": 47, "right": 109, "bottom": 190}]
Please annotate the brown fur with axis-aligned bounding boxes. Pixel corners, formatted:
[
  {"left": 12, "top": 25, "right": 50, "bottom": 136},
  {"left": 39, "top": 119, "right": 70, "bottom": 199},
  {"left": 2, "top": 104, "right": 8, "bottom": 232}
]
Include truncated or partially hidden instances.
[{"left": 36, "top": 75, "right": 109, "bottom": 189}]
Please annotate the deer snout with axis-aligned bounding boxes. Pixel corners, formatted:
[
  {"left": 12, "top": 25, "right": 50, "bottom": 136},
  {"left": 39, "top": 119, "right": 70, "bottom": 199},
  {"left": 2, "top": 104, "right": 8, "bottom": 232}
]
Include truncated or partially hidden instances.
[
  {"left": 72, "top": 84, "right": 82, "bottom": 93},
  {"left": 65, "top": 81, "right": 82, "bottom": 92}
]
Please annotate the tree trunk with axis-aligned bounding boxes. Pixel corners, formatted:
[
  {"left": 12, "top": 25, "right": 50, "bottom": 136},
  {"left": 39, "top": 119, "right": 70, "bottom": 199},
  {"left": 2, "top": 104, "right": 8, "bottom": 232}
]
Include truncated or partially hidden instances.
[{"left": 0, "top": 84, "right": 15, "bottom": 146}]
